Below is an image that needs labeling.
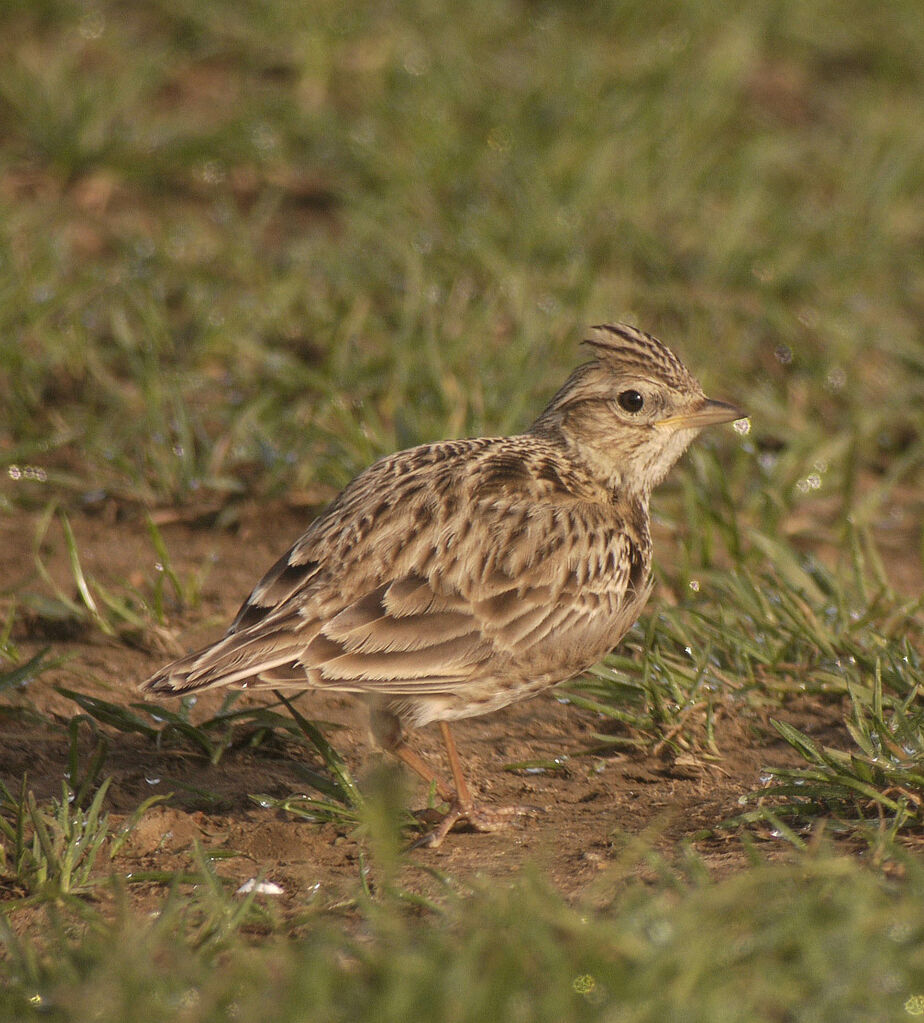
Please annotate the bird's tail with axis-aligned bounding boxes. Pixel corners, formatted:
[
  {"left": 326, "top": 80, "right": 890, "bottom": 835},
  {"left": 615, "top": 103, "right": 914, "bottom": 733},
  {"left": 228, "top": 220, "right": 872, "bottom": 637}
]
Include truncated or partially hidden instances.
[
  {"left": 139, "top": 617, "right": 311, "bottom": 696},
  {"left": 140, "top": 644, "right": 228, "bottom": 695}
]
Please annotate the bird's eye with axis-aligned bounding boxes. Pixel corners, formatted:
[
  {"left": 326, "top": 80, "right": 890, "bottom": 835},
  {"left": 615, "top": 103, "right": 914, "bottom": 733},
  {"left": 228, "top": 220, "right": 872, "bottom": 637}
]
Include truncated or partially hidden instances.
[{"left": 617, "top": 389, "right": 645, "bottom": 413}]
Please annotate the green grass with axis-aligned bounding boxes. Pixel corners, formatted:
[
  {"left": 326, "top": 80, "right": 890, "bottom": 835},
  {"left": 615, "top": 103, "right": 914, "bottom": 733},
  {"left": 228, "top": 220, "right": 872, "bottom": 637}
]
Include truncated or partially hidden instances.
[
  {"left": 1, "top": 0, "right": 923, "bottom": 1018},
  {"left": 5, "top": 849, "right": 924, "bottom": 1022}
]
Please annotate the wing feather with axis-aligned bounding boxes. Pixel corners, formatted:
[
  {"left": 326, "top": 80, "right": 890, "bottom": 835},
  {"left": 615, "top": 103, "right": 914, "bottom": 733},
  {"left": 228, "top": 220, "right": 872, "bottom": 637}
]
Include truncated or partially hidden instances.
[{"left": 141, "top": 437, "right": 649, "bottom": 700}]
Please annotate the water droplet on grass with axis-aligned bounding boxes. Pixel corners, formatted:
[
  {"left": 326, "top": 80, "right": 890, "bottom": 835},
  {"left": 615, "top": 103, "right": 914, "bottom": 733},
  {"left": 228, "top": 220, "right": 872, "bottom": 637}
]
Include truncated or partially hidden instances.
[
  {"left": 646, "top": 920, "right": 673, "bottom": 944},
  {"left": 795, "top": 474, "right": 822, "bottom": 494},
  {"left": 78, "top": 10, "right": 105, "bottom": 39},
  {"left": 8, "top": 465, "right": 48, "bottom": 482}
]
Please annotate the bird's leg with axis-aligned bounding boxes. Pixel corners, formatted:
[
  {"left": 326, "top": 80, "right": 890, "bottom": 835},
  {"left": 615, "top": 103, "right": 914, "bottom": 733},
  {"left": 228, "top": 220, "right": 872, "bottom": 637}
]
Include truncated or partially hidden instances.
[
  {"left": 369, "top": 701, "right": 456, "bottom": 805},
  {"left": 419, "top": 721, "right": 535, "bottom": 848},
  {"left": 440, "top": 720, "right": 473, "bottom": 807},
  {"left": 371, "top": 703, "right": 535, "bottom": 847},
  {"left": 391, "top": 741, "right": 455, "bottom": 805}
]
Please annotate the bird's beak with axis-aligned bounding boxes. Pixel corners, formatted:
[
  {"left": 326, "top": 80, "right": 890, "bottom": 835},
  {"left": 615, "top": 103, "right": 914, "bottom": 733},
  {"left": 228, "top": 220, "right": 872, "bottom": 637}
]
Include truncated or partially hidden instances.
[{"left": 656, "top": 398, "right": 746, "bottom": 432}]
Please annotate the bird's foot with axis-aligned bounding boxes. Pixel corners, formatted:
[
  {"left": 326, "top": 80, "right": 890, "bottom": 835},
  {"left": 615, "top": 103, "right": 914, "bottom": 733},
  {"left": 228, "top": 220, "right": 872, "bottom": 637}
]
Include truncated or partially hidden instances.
[{"left": 412, "top": 800, "right": 540, "bottom": 849}]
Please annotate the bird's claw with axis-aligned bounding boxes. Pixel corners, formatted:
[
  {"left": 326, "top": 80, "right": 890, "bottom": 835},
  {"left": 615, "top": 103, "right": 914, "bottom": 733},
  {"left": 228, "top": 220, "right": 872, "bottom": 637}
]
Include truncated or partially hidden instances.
[{"left": 410, "top": 801, "right": 540, "bottom": 849}]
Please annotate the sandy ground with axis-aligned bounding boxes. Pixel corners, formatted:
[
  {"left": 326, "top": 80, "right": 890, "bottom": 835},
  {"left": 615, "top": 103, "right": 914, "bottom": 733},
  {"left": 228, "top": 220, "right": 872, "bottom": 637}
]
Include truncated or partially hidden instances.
[{"left": 0, "top": 500, "right": 901, "bottom": 913}]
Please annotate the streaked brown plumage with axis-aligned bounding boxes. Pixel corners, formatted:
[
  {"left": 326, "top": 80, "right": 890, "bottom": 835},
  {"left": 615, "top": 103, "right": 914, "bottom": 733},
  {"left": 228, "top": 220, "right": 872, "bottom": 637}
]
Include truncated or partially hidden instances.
[{"left": 142, "top": 323, "right": 744, "bottom": 844}]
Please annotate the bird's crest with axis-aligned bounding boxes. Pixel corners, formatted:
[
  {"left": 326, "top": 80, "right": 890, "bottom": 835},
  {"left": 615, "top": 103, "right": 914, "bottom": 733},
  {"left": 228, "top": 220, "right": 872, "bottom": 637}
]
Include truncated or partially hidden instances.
[{"left": 583, "top": 323, "right": 698, "bottom": 392}]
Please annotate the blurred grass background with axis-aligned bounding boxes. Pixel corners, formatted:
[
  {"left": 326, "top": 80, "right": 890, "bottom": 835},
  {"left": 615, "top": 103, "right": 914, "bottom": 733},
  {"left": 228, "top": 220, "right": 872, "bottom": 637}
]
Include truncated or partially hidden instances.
[
  {"left": 3, "top": 0, "right": 920, "bottom": 511},
  {"left": 1, "top": 0, "right": 923, "bottom": 1019}
]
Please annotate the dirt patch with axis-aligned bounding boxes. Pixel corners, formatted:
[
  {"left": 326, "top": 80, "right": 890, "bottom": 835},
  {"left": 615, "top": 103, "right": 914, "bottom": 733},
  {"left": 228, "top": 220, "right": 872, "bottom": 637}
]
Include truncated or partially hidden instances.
[{"left": 0, "top": 504, "right": 873, "bottom": 911}]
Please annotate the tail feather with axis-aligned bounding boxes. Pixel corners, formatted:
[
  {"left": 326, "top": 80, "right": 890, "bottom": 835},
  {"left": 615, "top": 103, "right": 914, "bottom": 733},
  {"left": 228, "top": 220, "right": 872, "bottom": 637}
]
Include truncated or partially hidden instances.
[
  {"left": 140, "top": 647, "right": 216, "bottom": 695},
  {"left": 140, "top": 629, "right": 308, "bottom": 695},
  {"left": 140, "top": 595, "right": 320, "bottom": 696}
]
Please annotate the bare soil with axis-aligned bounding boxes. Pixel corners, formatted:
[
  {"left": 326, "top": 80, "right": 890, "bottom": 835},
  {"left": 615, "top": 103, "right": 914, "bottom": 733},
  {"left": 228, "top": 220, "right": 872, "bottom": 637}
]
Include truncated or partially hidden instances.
[{"left": 0, "top": 500, "right": 905, "bottom": 915}]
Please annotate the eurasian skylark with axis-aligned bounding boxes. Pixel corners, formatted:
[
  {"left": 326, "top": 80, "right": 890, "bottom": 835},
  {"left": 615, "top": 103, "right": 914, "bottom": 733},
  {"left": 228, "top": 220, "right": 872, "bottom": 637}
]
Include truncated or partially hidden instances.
[{"left": 142, "top": 323, "right": 744, "bottom": 845}]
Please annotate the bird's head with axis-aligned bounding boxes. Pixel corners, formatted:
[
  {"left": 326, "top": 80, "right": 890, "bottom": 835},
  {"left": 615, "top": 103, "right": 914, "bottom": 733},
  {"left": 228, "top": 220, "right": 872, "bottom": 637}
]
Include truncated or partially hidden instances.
[{"left": 530, "top": 323, "right": 745, "bottom": 495}]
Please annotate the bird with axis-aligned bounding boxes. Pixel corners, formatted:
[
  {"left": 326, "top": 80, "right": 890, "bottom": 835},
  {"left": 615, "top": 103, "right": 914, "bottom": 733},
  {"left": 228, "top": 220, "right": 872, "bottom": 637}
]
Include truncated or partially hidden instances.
[{"left": 141, "top": 323, "right": 744, "bottom": 845}]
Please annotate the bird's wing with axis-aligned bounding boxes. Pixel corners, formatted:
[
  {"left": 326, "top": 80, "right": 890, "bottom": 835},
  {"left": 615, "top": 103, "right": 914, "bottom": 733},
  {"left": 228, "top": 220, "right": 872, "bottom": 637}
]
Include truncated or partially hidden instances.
[{"left": 141, "top": 441, "right": 647, "bottom": 697}]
